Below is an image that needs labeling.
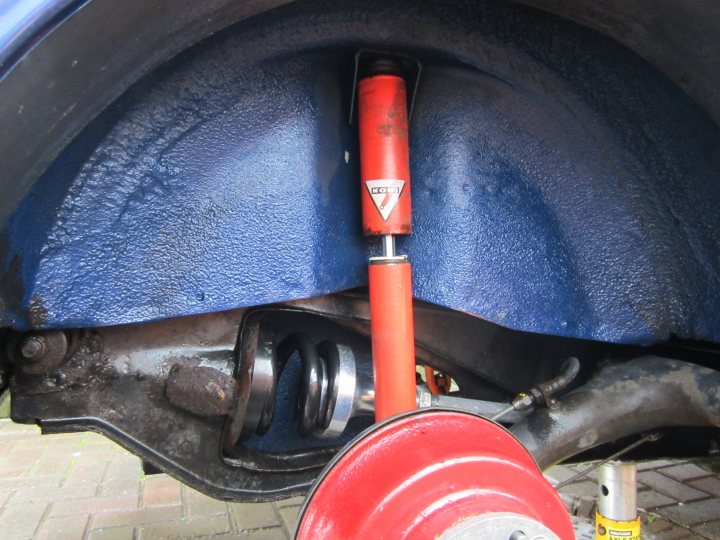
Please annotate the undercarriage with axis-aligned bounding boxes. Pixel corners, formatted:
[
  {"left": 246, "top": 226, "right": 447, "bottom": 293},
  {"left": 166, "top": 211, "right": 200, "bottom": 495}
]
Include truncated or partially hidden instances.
[{"left": 1, "top": 0, "right": 719, "bottom": 537}]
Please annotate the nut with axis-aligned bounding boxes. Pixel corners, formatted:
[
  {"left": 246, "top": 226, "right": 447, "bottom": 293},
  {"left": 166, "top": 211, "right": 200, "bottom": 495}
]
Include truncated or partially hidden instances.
[{"left": 19, "top": 336, "right": 47, "bottom": 360}]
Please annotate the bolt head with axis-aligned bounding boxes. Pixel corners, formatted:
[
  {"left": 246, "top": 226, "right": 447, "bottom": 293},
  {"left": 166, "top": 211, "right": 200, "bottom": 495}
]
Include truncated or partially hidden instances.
[{"left": 19, "top": 336, "right": 46, "bottom": 360}]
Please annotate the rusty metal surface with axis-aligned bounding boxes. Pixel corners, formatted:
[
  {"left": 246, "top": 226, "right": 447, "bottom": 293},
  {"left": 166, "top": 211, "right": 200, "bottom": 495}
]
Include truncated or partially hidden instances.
[
  {"left": 6, "top": 295, "right": 720, "bottom": 502},
  {"left": 511, "top": 356, "right": 720, "bottom": 469},
  {"left": 7, "top": 306, "right": 370, "bottom": 501},
  {"left": 165, "top": 365, "right": 236, "bottom": 417},
  {"left": 8, "top": 309, "right": 331, "bottom": 501}
]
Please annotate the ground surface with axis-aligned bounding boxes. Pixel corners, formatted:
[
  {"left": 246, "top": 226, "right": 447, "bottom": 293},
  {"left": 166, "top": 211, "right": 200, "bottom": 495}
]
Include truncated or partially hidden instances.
[{"left": 1, "top": 419, "right": 719, "bottom": 539}]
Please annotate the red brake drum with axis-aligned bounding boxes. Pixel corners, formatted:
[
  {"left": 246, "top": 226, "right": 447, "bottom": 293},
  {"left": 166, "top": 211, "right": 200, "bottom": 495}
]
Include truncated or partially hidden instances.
[{"left": 295, "top": 409, "right": 574, "bottom": 539}]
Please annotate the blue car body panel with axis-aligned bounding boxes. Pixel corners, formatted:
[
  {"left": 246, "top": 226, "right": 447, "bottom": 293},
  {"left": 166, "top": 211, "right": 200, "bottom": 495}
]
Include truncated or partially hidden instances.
[{"left": 1, "top": 0, "right": 719, "bottom": 346}]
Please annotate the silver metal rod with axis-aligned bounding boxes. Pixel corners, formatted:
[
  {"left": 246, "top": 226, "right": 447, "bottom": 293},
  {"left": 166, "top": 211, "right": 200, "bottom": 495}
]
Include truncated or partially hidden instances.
[
  {"left": 381, "top": 234, "right": 395, "bottom": 258},
  {"left": 416, "top": 386, "right": 529, "bottom": 423},
  {"left": 490, "top": 404, "right": 517, "bottom": 422}
]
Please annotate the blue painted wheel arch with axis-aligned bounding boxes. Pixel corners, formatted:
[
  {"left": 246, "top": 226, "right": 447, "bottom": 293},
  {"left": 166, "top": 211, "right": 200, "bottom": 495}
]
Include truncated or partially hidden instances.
[{"left": 1, "top": 0, "right": 719, "bottom": 346}]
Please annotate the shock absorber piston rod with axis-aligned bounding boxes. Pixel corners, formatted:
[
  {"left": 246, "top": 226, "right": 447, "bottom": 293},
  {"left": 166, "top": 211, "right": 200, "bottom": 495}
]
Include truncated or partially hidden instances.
[{"left": 358, "top": 58, "right": 417, "bottom": 421}]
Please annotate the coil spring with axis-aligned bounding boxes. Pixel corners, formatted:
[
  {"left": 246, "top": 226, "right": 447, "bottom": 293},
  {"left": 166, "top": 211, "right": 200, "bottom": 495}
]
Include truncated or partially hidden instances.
[{"left": 254, "top": 334, "right": 341, "bottom": 437}]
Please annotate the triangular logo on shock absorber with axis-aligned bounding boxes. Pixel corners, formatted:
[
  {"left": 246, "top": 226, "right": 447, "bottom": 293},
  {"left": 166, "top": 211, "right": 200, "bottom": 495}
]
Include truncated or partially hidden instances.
[{"left": 365, "top": 179, "right": 405, "bottom": 221}]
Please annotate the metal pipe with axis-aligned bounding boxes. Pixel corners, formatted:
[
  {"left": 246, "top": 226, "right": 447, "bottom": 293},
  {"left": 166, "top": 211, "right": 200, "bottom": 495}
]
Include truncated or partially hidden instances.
[
  {"left": 510, "top": 356, "right": 720, "bottom": 469},
  {"left": 596, "top": 462, "right": 641, "bottom": 539},
  {"left": 416, "top": 386, "right": 529, "bottom": 423},
  {"left": 597, "top": 462, "right": 637, "bottom": 522},
  {"left": 381, "top": 234, "right": 395, "bottom": 258}
]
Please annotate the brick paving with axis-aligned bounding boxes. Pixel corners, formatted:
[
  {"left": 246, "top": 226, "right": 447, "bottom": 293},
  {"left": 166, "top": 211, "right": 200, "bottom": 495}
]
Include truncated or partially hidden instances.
[
  {"left": 550, "top": 459, "right": 720, "bottom": 539},
  {"left": 1, "top": 418, "right": 719, "bottom": 539},
  {"left": 0, "top": 421, "right": 300, "bottom": 539}
]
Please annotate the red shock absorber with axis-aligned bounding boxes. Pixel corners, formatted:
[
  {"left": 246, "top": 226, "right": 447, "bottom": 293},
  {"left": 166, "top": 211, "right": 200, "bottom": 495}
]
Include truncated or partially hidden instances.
[{"left": 358, "top": 58, "right": 417, "bottom": 421}]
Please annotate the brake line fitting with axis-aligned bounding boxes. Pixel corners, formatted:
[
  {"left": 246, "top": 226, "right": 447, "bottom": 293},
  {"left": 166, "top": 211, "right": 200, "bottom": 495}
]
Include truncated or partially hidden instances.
[{"left": 492, "top": 356, "right": 581, "bottom": 422}]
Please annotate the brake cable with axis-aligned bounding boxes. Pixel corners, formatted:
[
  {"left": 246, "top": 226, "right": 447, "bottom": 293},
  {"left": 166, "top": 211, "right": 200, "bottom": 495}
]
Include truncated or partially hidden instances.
[{"left": 554, "top": 432, "right": 663, "bottom": 489}]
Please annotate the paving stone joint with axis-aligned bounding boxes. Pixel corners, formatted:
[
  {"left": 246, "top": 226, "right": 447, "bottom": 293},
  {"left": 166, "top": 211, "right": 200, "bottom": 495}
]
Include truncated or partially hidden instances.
[{"left": 1, "top": 420, "right": 719, "bottom": 539}]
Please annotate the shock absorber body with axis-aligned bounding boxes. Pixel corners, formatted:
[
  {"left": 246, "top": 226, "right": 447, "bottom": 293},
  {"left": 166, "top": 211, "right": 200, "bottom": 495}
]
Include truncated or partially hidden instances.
[
  {"left": 297, "top": 55, "right": 575, "bottom": 540},
  {"left": 358, "top": 60, "right": 417, "bottom": 421}
]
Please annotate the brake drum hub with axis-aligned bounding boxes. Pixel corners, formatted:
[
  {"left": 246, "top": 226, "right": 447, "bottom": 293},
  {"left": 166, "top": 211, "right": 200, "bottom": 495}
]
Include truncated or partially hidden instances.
[{"left": 295, "top": 409, "right": 574, "bottom": 539}]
